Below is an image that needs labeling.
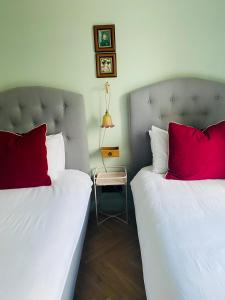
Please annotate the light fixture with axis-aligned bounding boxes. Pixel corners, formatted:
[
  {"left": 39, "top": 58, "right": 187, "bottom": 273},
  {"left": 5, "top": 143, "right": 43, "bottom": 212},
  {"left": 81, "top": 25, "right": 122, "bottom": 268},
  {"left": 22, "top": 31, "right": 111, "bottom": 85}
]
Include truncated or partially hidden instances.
[
  {"left": 101, "top": 111, "right": 114, "bottom": 128},
  {"left": 101, "top": 81, "right": 114, "bottom": 128}
]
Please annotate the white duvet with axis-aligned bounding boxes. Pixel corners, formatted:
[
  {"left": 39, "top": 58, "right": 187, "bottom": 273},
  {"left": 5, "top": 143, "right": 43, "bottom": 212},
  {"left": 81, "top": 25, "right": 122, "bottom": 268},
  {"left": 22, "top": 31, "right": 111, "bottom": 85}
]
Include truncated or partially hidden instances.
[
  {"left": 0, "top": 170, "right": 92, "bottom": 300},
  {"left": 131, "top": 166, "right": 225, "bottom": 300}
]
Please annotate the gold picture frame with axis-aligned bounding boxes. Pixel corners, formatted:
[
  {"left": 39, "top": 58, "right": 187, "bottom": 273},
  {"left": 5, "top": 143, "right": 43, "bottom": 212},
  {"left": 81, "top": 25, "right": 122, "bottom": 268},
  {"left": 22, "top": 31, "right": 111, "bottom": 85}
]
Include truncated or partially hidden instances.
[
  {"left": 96, "top": 53, "right": 117, "bottom": 78},
  {"left": 93, "top": 24, "right": 116, "bottom": 52}
]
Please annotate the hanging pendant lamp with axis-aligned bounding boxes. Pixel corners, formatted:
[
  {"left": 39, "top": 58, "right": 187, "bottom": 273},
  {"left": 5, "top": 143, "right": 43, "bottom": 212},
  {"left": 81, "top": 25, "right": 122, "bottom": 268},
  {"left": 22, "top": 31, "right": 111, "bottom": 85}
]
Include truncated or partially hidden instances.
[{"left": 101, "top": 81, "right": 115, "bottom": 128}]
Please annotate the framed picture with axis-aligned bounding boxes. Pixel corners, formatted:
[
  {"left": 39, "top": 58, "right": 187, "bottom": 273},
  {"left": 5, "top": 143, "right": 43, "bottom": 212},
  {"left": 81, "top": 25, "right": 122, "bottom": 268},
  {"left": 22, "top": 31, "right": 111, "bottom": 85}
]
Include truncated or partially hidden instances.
[
  {"left": 96, "top": 53, "right": 117, "bottom": 78},
  {"left": 93, "top": 24, "right": 116, "bottom": 52}
]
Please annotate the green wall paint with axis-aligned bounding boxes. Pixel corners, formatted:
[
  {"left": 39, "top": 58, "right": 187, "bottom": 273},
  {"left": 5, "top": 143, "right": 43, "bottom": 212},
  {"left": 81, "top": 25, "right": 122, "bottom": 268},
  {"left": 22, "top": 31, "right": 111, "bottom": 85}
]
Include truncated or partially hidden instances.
[{"left": 1, "top": 0, "right": 225, "bottom": 170}]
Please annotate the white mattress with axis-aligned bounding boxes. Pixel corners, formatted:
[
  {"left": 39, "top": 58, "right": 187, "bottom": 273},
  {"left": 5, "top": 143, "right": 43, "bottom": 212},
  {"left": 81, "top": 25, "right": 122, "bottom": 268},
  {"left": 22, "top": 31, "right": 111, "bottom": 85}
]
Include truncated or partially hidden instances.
[
  {"left": 131, "top": 166, "right": 225, "bottom": 300},
  {"left": 0, "top": 170, "right": 92, "bottom": 300}
]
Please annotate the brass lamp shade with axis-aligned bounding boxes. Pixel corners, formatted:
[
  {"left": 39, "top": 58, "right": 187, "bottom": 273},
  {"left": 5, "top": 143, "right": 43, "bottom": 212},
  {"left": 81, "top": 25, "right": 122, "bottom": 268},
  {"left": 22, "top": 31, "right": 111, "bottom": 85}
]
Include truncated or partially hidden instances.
[{"left": 101, "top": 110, "right": 115, "bottom": 128}]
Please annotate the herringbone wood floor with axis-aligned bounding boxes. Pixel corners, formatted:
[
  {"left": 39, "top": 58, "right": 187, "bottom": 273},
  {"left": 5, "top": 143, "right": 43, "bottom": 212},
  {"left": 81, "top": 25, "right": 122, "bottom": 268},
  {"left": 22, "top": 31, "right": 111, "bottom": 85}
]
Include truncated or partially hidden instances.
[{"left": 75, "top": 213, "right": 146, "bottom": 300}]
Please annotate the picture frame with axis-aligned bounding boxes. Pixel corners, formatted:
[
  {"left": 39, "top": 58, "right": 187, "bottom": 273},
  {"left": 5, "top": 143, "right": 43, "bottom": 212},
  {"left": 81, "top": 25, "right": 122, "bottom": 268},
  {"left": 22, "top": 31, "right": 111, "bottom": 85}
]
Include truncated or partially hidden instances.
[
  {"left": 93, "top": 24, "right": 116, "bottom": 52},
  {"left": 96, "top": 53, "right": 117, "bottom": 78}
]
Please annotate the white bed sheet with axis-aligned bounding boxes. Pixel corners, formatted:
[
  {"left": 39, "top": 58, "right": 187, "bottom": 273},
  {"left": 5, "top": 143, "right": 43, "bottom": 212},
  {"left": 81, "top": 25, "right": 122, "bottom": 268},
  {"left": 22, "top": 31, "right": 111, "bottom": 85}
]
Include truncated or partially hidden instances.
[
  {"left": 131, "top": 166, "right": 225, "bottom": 300},
  {"left": 0, "top": 170, "right": 92, "bottom": 300}
]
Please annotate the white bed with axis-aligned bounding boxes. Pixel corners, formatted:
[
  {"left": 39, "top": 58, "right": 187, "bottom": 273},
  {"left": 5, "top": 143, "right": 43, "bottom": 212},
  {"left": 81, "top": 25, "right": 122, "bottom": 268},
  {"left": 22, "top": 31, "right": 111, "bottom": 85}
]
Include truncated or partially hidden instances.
[
  {"left": 131, "top": 166, "right": 225, "bottom": 300},
  {"left": 0, "top": 86, "right": 91, "bottom": 299},
  {"left": 0, "top": 170, "right": 92, "bottom": 300},
  {"left": 129, "top": 78, "right": 225, "bottom": 299}
]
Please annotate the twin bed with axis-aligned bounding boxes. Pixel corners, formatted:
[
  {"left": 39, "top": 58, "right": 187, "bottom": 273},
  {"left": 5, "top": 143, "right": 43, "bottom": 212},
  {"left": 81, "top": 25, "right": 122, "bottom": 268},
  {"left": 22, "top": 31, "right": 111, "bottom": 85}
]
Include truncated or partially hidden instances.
[
  {"left": 0, "top": 87, "right": 92, "bottom": 300},
  {"left": 130, "top": 78, "right": 225, "bottom": 300}
]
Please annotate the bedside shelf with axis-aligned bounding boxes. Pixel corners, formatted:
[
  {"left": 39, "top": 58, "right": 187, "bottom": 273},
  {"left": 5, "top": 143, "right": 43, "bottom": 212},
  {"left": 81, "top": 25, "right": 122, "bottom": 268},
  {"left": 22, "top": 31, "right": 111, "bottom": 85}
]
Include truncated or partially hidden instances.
[
  {"left": 93, "top": 166, "right": 128, "bottom": 225},
  {"left": 95, "top": 172, "right": 127, "bottom": 186},
  {"left": 93, "top": 166, "right": 127, "bottom": 186}
]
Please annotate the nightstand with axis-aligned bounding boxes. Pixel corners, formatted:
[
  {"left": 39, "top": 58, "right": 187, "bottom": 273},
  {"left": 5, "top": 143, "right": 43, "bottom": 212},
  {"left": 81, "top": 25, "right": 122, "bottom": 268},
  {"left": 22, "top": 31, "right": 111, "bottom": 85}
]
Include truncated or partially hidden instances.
[{"left": 93, "top": 166, "right": 128, "bottom": 225}]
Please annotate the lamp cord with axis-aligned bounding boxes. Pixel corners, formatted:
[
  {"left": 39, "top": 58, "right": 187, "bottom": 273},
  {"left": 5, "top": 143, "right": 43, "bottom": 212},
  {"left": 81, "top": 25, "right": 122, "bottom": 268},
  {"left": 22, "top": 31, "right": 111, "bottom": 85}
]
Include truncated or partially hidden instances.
[
  {"left": 104, "top": 81, "right": 111, "bottom": 112},
  {"left": 100, "top": 127, "right": 106, "bottom": 148},
  {"left": 101, "top": 154, "right": 107, "bottom": 173},
  {"left": 100, "top": 127, "right": 107, "bottom": 172},
  {"left": 100, "top": 81, "right": 111, "bottom": 173},
  {"left": 106, "top": 91, "right": 111, "bottom": 111}
]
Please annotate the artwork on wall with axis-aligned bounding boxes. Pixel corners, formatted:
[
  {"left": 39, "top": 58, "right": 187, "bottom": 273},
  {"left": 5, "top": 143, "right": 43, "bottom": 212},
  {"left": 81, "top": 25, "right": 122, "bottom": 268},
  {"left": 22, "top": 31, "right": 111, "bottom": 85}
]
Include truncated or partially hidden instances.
[
  {"left": 96, "top": 53, "right": 117, "bottom": 78},
  {"left": 93, "top": 25, "right": 116, "bottom": 52},
  {"left": 93, "top": 24, "right": 117, "bottom": 78}
]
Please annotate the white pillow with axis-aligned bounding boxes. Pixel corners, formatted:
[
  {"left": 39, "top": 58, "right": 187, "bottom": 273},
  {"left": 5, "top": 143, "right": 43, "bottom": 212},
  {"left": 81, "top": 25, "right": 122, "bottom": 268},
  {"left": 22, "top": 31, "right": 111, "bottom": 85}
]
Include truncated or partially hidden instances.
[
  {"left": 149, "top": 126, "right": 168, "bottom": 174},
  {"left": 46, "top": 133, "right": 65, "bottom": 180}
]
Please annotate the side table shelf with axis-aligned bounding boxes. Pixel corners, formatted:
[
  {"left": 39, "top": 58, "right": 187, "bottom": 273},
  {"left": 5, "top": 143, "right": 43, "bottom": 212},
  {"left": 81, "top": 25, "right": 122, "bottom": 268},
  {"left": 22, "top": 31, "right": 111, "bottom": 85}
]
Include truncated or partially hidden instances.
[{"left": 93, "top": 166, "right": 128, "bottom": 225}]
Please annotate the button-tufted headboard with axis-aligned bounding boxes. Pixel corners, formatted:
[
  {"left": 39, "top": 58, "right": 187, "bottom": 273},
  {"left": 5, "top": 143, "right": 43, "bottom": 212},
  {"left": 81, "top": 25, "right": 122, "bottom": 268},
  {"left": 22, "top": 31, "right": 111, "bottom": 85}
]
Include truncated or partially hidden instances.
[
  {"left": 130, "top": 78, "right": 225, "bottom": 174},
  {"left": 0, "top": 86, "right": 89, "bottom": 173}
]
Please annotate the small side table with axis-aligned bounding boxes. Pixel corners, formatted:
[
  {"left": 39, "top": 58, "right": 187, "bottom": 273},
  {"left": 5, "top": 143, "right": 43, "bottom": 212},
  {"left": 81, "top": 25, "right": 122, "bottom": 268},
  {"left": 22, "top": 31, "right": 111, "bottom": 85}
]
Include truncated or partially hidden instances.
[{"left": 93, "top": 166, "right": 128, "bottom": 225}]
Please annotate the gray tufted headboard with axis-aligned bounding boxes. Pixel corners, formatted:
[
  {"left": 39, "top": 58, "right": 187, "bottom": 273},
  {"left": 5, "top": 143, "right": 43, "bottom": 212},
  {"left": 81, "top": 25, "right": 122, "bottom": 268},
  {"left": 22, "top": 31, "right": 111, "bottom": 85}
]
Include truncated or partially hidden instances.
[
  {"left": 0, "top": 86, "right": 89, "bottom": 173},
  {"left": 130, "top": 77, "right": 225, "bottom": 174}
]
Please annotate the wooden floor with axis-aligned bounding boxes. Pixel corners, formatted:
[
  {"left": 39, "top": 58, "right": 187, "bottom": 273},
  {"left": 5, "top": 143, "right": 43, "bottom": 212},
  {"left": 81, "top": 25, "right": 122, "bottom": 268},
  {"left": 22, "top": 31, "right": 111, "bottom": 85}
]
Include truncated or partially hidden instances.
[{"left": 75, "top": 213, "right": 146, "bottom": 300}]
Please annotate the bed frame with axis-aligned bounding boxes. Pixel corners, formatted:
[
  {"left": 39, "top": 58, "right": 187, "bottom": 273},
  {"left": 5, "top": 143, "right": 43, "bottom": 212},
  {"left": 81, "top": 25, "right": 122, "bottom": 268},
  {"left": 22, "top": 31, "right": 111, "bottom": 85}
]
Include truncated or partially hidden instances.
[
  {"left": 130, "top": 77, "right": 225, "bottom": 174},
  {"left": 0, "top": 86, "right": 90, "bottom": 300}
]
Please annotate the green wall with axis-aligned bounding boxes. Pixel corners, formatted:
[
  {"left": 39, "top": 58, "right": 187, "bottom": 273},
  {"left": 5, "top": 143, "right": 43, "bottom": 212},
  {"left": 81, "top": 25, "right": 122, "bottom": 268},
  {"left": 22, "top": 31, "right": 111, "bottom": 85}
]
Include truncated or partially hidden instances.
[{"left": 1, "top": 0, "right": 225, "bottom": 170}]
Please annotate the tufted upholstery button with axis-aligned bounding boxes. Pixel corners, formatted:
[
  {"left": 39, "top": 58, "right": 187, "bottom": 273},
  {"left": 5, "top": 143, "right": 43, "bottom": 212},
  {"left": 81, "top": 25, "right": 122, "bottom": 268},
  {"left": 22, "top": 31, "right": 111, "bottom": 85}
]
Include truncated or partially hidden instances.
[
  {"left": 19, "top": 103, "right": 25, "bottom": 110},
  {"left": 54, "top": 119, "right": 60, "bottom": 125},
  {"left": 202, "top": 110, "right": 209, "bottom": 116},
  {"left": 192, "top": 95, "right": 198, "bottom": 101},
  {"left": 41, "top": 103, "right": 46, "bottom": 110},
  {"left": 66, "top": 135, "right": 71, "bottom": 141},
  {"left": 64, "top": 102, "right": 69, "bottom": 110},
  {"left": 148, "top": 98, "right": 152, "bottom": 104},
  {"left": 11, "top": 120, "right": 17, "bottom": 127},
  {"left": 170, "top": 96, "right": 175, "bottom": 103},
  {"left": 215, "top": 95, "right": 221, "bottom": 100}
]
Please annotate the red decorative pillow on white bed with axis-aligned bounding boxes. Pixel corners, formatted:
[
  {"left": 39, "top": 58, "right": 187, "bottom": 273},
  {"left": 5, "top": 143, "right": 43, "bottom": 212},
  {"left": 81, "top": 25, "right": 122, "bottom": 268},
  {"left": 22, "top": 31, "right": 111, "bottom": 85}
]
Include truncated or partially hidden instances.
[
  {"left": 0, "top": 124, "right": 51, "bottom": 189},
  {"left": 166, "top": 121, "right": 225, "bottom": 180}
]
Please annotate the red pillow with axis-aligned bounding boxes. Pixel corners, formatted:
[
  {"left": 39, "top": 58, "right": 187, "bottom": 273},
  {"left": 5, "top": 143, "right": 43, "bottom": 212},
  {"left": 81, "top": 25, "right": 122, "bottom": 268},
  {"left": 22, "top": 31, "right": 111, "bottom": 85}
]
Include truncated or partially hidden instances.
[
  {"left": 0, "top": 124, "right": 51, "bottom": 189},
  {"left": 166, "top": 121, "right": 225, "bottom": 180}
]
